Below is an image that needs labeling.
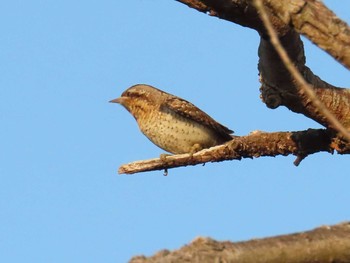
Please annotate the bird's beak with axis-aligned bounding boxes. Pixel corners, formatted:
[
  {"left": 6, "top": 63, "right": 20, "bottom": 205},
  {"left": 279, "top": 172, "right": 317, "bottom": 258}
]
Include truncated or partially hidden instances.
[{"left": 109, "top": 97, "right": 124, "bottom": 104}]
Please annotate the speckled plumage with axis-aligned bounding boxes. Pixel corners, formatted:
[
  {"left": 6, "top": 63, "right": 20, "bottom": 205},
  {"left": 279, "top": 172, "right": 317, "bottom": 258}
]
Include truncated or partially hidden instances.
[{"left": 110, "top": 84, "right": 233, "bottom": 154}]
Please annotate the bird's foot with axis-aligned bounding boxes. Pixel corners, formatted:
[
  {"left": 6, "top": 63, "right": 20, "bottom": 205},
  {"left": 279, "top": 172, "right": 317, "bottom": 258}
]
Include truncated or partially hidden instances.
[
  {"left": 189, "top": 143, "right": 202, "bottom": 158},
  {"left": 160, "top": 153, "right": 172, "bottom": 162}
]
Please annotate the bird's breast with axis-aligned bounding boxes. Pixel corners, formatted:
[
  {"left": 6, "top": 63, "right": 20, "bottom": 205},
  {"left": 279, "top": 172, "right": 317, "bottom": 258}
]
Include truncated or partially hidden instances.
[{"left": 136, "top": 108, "right": 223, "bottom": 154}]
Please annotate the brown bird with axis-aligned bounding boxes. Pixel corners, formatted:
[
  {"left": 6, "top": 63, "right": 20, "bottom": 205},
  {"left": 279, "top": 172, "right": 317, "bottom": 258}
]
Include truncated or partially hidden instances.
[{"left": 110, "top": 84, "right": 233, "bottom": 154}]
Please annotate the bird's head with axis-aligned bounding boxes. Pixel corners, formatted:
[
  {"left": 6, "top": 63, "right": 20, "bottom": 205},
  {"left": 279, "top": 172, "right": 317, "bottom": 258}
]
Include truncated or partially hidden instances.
[{"left": 110, "top": 84, "right": 164, "bottom": 119}]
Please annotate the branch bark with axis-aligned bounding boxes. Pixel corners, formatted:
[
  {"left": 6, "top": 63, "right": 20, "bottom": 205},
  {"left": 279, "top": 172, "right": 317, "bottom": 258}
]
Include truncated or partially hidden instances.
[
  {"left": 130, "top": 222, "right": 350, "bottom": 263},
  {"left": 118, "top": 129, "right": 345, "bottom": 174},
  {"left": 177, "top": 0, "right": 350, "bottom": 69},
  {"left": 176, "top": 0, "right": 350, "bottom": 131},
  {"left": 254, "top": 0, "right": 350, "bottom": 141},
  {"left": 266, "top": 0, "right": 350, "bottom": 70}
]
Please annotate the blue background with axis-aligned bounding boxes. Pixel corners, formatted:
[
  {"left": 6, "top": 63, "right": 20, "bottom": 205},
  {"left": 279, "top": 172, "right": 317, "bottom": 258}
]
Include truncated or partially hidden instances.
[{"left": 1, "top": 1, "right": 349, "bottom": 262}]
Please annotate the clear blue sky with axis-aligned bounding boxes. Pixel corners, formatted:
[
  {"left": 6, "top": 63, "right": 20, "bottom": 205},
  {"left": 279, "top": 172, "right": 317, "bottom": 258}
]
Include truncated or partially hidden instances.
[{"left": 1, "top": 1, "right": 349, "bottom": 262}]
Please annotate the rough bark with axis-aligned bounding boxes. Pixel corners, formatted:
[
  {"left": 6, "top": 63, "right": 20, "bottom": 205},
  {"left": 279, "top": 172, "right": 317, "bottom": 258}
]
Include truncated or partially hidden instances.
[
  {"left": 119, "top": 129, "right": 342, "bottom": 174},
  {"left": 266, "top": 0, "right": 350, "bottom": 70},
  {"left": 130, "top": 222, "right": 350, "bottom": 263},
  {"left": 176, "top": 0, "right": 350, "bottom": 130}
]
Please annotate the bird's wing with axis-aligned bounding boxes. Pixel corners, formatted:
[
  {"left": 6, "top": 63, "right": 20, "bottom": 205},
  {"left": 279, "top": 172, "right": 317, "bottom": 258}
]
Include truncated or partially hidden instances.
[{"left": 163, "top": 97, "right": 233, "bottom": 137}]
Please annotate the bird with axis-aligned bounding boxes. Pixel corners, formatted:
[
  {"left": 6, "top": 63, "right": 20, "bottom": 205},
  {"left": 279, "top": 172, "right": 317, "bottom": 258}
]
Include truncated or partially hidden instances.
[{"left": 110, "top": 84, "right": 233, "bottom": 154}]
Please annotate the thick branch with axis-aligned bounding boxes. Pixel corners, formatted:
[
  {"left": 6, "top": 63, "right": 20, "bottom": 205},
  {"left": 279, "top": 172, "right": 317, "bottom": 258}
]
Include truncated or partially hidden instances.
[
  {"left": 266, "top": 0, "right": 350, "bottom": 70},
  {"left": 176, "top": 0, "right": 288, "bottom": 34},
  {"left": 118, "top": 129, "right": 339, "bottom": 174},
  {"left": 255, "top": 2, "right": 350, "bottom": 140},
  {"left": 259, "top": 31, "right": 350, "bottom": 130},
  {"left": 176, "top": 0, "right": 350, "bottom": 130},
  {"left": 130, "top": 222, "right": 350, "bottom": 263},
  {"left": 177, "top": 0, "right": 350, "bottom": 69}
]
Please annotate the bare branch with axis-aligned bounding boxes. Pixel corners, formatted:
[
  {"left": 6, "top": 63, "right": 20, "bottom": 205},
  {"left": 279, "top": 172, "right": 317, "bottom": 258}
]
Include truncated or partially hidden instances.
[
  {"left": 254, "top": 0, "right": 350, "bottom": 141},
  {"left": 118, "top": 129, "right": 337, "bottom": 174},
  {"left": 266, "top": 0, "right": 350, "bottom": 70},
  {"left": 130, "top": 222, "right": 350, "bottom": 263},
  {"left": 258, "top": 31, "right": 350, "bottom": 130},
  {"left": 176, "top": 0, "right": 350, "bottom": 132},
  {"left": 177, "top": 0, "right": 350, "bottom": 69}
]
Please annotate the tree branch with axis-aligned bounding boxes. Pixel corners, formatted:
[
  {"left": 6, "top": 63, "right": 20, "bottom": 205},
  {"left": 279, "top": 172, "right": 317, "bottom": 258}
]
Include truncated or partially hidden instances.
[
  {"left": 130, "top": 222, "right": 350, "bottom": 263},
  {"left": 176, "top": 0, "right": 350, "bottom": 133},
  {"left": 254, "top": 0, "right": 350, "bottom": 141},
  {"left": 177, "top": 0, "right": 350, "bottom": 69},
  {"left": 118, "top": 129, "right": 340, "bottom": 174},
  {"left": 266, "top": 0, "right": 350, "bottom": 70}
]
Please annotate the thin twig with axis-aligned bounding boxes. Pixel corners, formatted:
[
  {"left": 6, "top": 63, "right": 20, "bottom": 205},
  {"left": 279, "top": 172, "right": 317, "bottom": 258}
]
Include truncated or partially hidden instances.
[{"left": 253, "top": 0, "right": 350, "bottom": 141}]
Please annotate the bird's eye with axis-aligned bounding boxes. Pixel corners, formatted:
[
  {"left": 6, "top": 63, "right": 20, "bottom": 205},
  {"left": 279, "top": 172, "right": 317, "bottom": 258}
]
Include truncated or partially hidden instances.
[
  {"left": 123, "top": 90, "right": 136, "bottom": 98},
  {"left": 124, "top": 89, "right": 146, "bottom": 99}
]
